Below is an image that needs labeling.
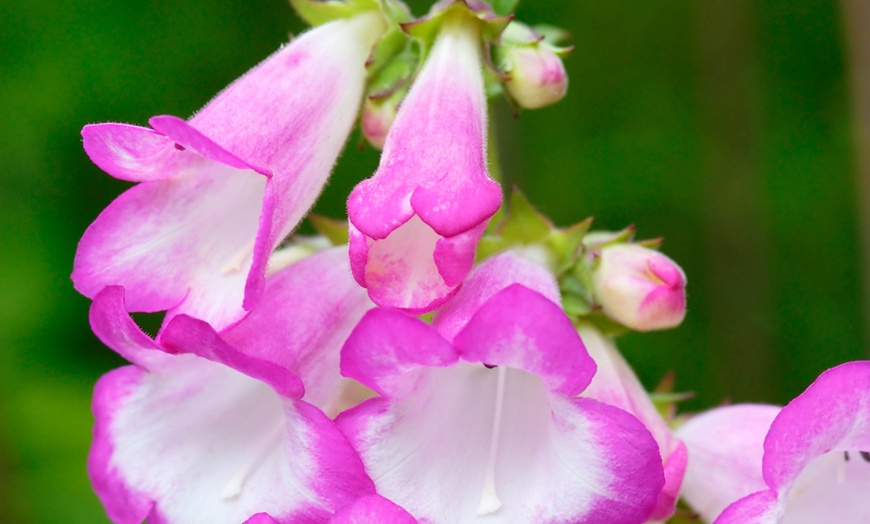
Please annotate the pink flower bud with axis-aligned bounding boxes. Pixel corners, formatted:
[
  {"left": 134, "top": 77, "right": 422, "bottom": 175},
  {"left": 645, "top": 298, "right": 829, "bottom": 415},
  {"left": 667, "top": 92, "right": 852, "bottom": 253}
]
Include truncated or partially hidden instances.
[
  {"left": 361, "top": 94, "right": 399, "bottom": 150},
  {"left": 503, "top": 44, "right": 568, "bottom": 109},
  {"left": 591, "top": 244, "right": 687, "bottom": 331}
]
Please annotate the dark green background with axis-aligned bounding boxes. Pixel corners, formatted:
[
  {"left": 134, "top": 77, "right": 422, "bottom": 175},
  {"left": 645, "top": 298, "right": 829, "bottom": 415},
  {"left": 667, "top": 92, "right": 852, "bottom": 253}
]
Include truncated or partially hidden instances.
[{"left": 1, "top": 0, "right": 866, "bottom": 521}]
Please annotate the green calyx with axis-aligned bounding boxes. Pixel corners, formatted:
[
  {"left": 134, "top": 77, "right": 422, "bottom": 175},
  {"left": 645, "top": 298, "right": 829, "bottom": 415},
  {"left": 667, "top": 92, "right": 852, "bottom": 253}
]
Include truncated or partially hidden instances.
[
  {"left": 479, "top": 189, "right": 590, "bottom": 269},
  {"left": 289, "top": 0, "right": 386, "bottom": 26},
  {"left": 401, "top": 2, "right": 511, "bottom": 52}
]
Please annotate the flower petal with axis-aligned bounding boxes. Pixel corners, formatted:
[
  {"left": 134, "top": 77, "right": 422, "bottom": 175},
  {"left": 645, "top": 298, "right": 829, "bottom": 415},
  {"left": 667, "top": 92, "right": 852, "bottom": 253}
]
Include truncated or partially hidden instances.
[
  {"left": 75, "top": 13, "right": 385, "bottom": 327},
  {"left": 433, "top": 251, "right": 561, "bottom": 343},
  {"left": 714, "top": 490, "right": 780, "bottom": 524},
  {"left": 452, "top": 284, "right": 595, "bottom": 397},
  {"left": 219, "top": 247, "right": 374, "bottom": 408},
  {"left": 347, "top": 13, "right": 500, "bottom": 241},
  {"left": 90, "top": 345, "right": 373, "bottom": 524},
  {"left": 89, "top": 286, "right": 175, "bottom": 370},
  {"left": 578, "top": 324, "right": 686, "bottom": 520},
  {"left": 341, "top": 308, "right": 459, "bottom": 398},
  {"left": 81, "top": 123, "right": 196, "bottom": 182},
  {"left": 676, "top": 404, "right": 778, "bottom": 522},
  {"left": 329, "top": 495, "right": 417, "bottom": 524},
  {"left": 73, "top": 159, "right": 266, "bottom": 325},
  {"left": 762, "top": 361, "right": 870, "bottom": 491},
  {"left": 337, "top": 365, "right": 663, "bottom": 523}
]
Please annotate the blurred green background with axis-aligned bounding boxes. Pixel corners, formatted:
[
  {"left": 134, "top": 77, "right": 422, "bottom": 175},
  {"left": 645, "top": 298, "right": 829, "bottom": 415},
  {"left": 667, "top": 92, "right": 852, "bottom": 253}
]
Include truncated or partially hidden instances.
[{"left": 1, "top": 0, "right": 867, "bottom": 521}]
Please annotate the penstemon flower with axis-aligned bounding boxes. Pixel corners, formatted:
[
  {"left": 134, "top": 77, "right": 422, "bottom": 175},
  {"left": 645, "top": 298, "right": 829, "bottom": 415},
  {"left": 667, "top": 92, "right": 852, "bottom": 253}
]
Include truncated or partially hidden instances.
[
  {"left": 347, "top": 4, "right": 502, "bottom": 313},
  {"left": 677, "top": 361, "right": 870, "bottom": 523},
  {"left": 88, "top": 249, "right": 378, "bottom": 523},
  {"left": 73, "top": 10, "right": 386, "bottom": 329},
  {"left": 337, "top": 253, "right": 665, "bottom": 523}
]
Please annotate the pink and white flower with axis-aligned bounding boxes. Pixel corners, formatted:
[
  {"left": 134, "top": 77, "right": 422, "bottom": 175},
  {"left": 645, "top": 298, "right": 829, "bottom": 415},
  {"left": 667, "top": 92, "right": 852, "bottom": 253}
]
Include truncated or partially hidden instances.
[
  {"left": 73, "top": 12, "right": 386, "bottom": 329},
  {"left": 347, "top": 8, "right": 502, "bottom": 313},
  {"left": 336, "top": 253, "right": 665, "bottom": 523},
  {"left": 88, "top": 249, "right": 377, "bottom": 524},
  {"left": 590, "top": 243, "right": 687, "bottom": 332},
  {"left": 677, "top": 361, "right": 870, "bottom": 523},
  {"left": 579, "top": 324, "right": 688, "bottom": 521}
]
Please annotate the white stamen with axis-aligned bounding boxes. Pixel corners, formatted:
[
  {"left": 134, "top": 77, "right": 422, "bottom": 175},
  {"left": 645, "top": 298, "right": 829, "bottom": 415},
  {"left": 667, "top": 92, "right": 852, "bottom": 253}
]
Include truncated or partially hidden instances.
[
  {"left": 477, "top": 366, "right": 507, "bottom": 516},
  {"left": 221, "top": 240, "right": 255, "bottom": 274},
  {"left": 220, "top": 422, "right": 284, "bottom": 499}
]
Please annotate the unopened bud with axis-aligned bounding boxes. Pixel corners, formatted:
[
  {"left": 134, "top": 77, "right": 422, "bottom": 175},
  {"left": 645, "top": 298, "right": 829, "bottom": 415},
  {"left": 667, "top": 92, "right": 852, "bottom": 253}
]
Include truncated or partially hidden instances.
[
  {"left": 591, "top": 244, "right": 687, "bottom": 331},
  {"left": 361, "top": 94, "right": 400, "bottom": 149},
  {"left": 502, "top": 44, "right": 568, "bottom": 109}
]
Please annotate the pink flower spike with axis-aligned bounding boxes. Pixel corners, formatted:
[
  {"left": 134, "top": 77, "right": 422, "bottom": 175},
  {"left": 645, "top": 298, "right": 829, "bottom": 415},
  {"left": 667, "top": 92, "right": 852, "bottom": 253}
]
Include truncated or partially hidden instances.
[
  {"left": 578, "top": 324, "right": 687, "bottom": 521},
  {"left": 591, "top": 243, "right": 687, "bottom": 332},
  {"left": 338, "top": 283, "right": 664, "bottom": 523},
  {"left": 88, "top": 249, "right": 377, "bottom": 524},
  {"left": 347, "top": 9, "right": 502, "bottom": 313},
  {"left": 73, "top": 12, "right": 386, "bottom": 329}
]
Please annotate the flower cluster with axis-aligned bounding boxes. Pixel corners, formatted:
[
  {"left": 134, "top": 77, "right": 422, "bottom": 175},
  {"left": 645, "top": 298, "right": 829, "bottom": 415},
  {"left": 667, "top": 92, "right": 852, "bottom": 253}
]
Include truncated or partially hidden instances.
[{"left": 74, "top": 1, "right": 869, "bottom": 523}]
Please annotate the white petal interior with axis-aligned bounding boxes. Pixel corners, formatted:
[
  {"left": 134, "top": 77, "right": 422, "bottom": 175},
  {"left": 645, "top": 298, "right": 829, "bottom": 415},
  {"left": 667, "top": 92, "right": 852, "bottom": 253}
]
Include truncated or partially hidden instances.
[
  {"left": 364, "top": 215, "right": 450, "bottom": 308},
  {"left": 782, "top": 450, "right": 870, "bottom": 523},
  {"left": 110, "top": 356, "right": 317, "bottom": 524},
  {"left": 360, "top": 364, "right": 607, "bottom": 523}
]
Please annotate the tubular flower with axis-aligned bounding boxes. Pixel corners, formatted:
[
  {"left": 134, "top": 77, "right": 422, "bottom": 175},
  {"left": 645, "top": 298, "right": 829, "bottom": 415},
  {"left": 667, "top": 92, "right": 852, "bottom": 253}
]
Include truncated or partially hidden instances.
[
  {"left": 336, "top": 252, "right": 665, "bottom": 523},
  {"left": 347, "top": 7, "right": 502, "bottom": 313},
  {"left": 677, "top": 361, "right": 870, "bottom": 523},
  {"left": 578, "top": 324, "right": 687, "bottom": 521},
  {"left": 590, "top": 243, "right": 687, "bottom": 332},
  {"left": 88, "top": 249, "right": 378, "bottom": 524},
  {"left": 73, "top": 12, "right": 386, "bottom": 329}
]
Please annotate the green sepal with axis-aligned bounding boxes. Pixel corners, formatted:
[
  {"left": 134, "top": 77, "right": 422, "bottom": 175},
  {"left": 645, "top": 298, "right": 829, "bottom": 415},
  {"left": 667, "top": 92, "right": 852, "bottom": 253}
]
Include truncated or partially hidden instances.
[
  {"left": 475, "top": 235, "right": 511, "bottom": 263},
  {"left": 636, "top": 236, "right": 664, "bottom": 250},
  {"left": 402, "top": 2, "right": 510, "bottom": 51},
  {"left": 365, "top": 1, "right": 415, "bottom": 77},
  {"left": 308, "top": 215, "right": 349, "bottom": 245},
  {"left": 489, "top": 0, "right": 519, "bottom": 16},
  {"left": 367, "top": 46, "right": 417, "bottom": 97},
  {"left": 580, "top": 310, "right": 630, "bottom": 337},
  {"left": 650, "top": 371, "right": 694, "bottom": 422},
  {"left": 561, "top": 291, "right": 592, "bottom": 317},
  {"left": 533, "top": 24, "right": 568, "bottom": 44},
  {"left": 546, "top": 217, "right": 592, "bottom": 273},
  {"left": 290, "top": 0, "right": 380, "bottom": 26},
  {"left": 583, "top": 225, "right": 636, "bottom": 251},
  {"left": 499, "top": 188, "right": 552, "bottom": 244}
]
